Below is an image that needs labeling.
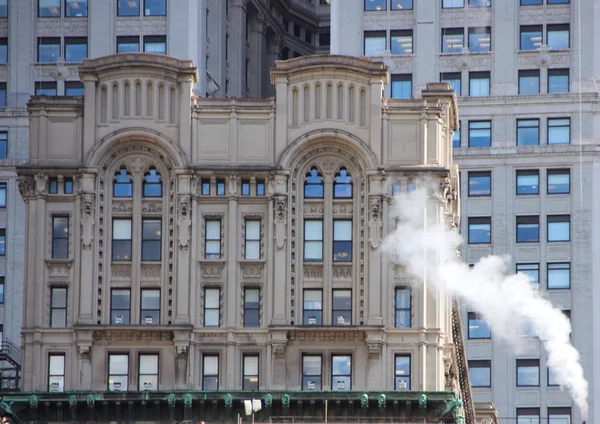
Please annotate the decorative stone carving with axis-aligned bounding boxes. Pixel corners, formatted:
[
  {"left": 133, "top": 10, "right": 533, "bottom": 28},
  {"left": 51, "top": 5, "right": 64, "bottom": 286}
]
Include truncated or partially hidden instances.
[
  {"left": 366, "top": 340, "right": 383, "bottom": 358},
  {"left": 241, "top": 262, "right": 263, "bottom": 279},
  {"left": 176, "top": 345, "right": 188, "bottom": 358},
  {"left": 51, "top": 58, "right": 70, "bottom": 81},
  {"left": 34, "top": 173, "right": 48, "bottom": 195},
  {"left": 254, "top": 12, "right": 267, "bottom": 35},
  {"left": 369, "top": 197, "right": 382, "bottom": 249},
  {"left": 17, "top": 176, "right": 34, "bottom": 201},
  {"left": 111, "top": 264, "right": 131, "bottom": 279},
  {"left": 303, "top": 265, "right": 323, "bottom": 280},
  {"left": 274, "top": 195, "right": 287, "bottom": 249},
  {"left": 81, "top": 193, "right": 95, "bottom": 250},
  {"left": 177, "top": 194, "right": 191, "bottom": 250},
  {"left": 141, "top": 264, "right": 161, "bottom": 279},
  {"left": 92, "top": 329, "right": 173, "bottom": 343},
  {"left": 200, "top": 261, "right": 225, "bottom": 278},
  {"left": 129, "top": 157, "right": 147, "bottom": 174},
  {"left": 332, "top": 265, "right": 352, "bottom": 280},
  {"left": 78, "top": 345, "right": 91, "bottom": 360},
  {"left": 332, "top": 204, "right": 352, "bottom": 215},
  {"left": 48, "top": 261, "right": 71, "bottom": 278},
  {"left": 141, "top": 203, "right": 162, "bottom": 213},
  {"left": 271, "top": 340, "right": 287, "bottom": 358}
]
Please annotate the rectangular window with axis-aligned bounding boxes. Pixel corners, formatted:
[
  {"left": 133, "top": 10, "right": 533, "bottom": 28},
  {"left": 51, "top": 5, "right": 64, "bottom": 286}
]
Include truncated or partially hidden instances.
[
  {"left": 468, "top": 171, "right": 491, "bottom": 196},
  {"left": 517, "top": 408, "right": 540, "bottom": 424},
  {"left": 304, "top": 220, "right": 323, "bottom": 261},
  {"left": 365, "top": 0, "right": 386, "bottom": 10},
  {"left": 0, "top": 183, "right": 6, "bottom": 208},
  {"left": 442, "top": 28, "right": 464, "bottom": 53},
  {"left": 441, "top": 72, "right": 461, "bottom": 96},
  {"left": 50, "top": 287, "right": 67, "bottom": 327},
  {"left": 38, "top": 37, "right": 61, "bottom": 62},
  {"left": 547, "top": 215, "right": 570, "bottom": 242},
  {"left": 144, "top": 35, "right": 166, "bottom": 55},
  {"left": 0, "top": 132, "right": 6, "bottom": 158},
  {"left": 517, "top": 119, "right": 539, "bottom": 146},
  {"left": 112, "top": 219, "right": 132, "bottom": 261},
  {"left": 204, "top": 287, "right": 220, "bottom": 327},
  {"left": 65, "top": 0, "right": 88, "bottom": 17},
  {"left": 39, "top": 0, "right": 61, "bottom": 17},
  {"left": 144, "top": 0, "right": 166, "bottom": 15},
  {"left": 548, "top": 366, "right": 560, "bottom": 386},
  {"left": 117, "top": 36, "right": 140, "bottom": 53},
  {"left": 517, "top": 359, "right": 539, "bottom": 386},
  {"left": 48, "top": 354, "right": 65, "bottom": 392},
  {"left": 141, "top": 219, "right": 161, "bottom": 261},
  {"left": 395, "top": 287, "right": 411, "bottom": 328},
  {"left": 390, "top": 30, "right": 412, "bottom": 55},
  {"left": 110, "top": 289, "right": 130, "bottom": 324},
  {"left": 201, "top": 181, "right": 210, "bottom": 195},
  {"left": 303, "top": 289, "right": 322, "bottom": 325},
  {"left": 243, "top": 288, "right": 260, "bottom": 328},
  {"left": 49, "top": 178, "right": 58, "bottom": 194},
  {"left": 468, "top": 312, "right": 491, "bottom": 338},
  {"left": 0, "top": 83, "right": 6, "bottom": 107},
  {"left": 364, "top": 31, "right": 386, "bottom": 56},
  {"left": 443, "top": 0, "right": 464, "bottom": 8},
  {"left": 205, "top": 219, "right": 221, "bottom": 259},
  {"left": 302, "top": 355, "right": 322, "bottom": 390},
  {"left": 140, "top": 289, "right": 160, "bottom": 325},
  {"left": 108, "top": 354, "right": 129, "bottom": 391},
  {"left": 118, "top": 0, "right": 139, "bottom": 15},
  {"left": 395, "top": 355, "right": 411, "bottom": 390},
  {"left": 516, "top": 216, "right": 539, "bottom": 243},
  {"left": 516, "top": 263, "right": 539, "bottom": 284},
  {"left": 519, "top": 70, "right": 540, "bottom": 94},
  {"left": 468, "top": 121, "right": 491, "bottom": 147},
  {"left": 516, "top": 170, "right": 539, "bottom": 195},
  {"left": 391, "top": 0, "right": 413, "bottom": 9},
  {"left": 548, "top": 407, "right": 571, "bottom": 424},
  {"left": 469, "top": 360, "right": 491, "bottom": 387},
  {"left": 65, "top": 81, "right": 84, "bottom": 96},
  {"left": 548, "top": 262, "right": 570, "bottom": 289},
  {"left": 333, "top": 220, "right": 352, "bottom": 262},
  {"left": 547, "top": 169, "right": 570, "bottom": 194},
  {"left": 64, "top": 37, "right": 87, "bottom": 62},
  {"left": 35, "top": 81, "right": 57, "bottom": 96},
  {"left": 548, "top": 118, "right": 570, "bottom": 145},
  {"left": 0, "top": 229, "right": 5, "bottom": 256},
  {"left": 453, "top": 122, "right": 461, "bottom": 148},
  {"left": 332, "top": 289, "right": 351, "bottom": 325},
  {"left": 547, "top": 24, "right": 569, "bottom": 50},
  {"left": 216, "top": 179, "right": 226, "bottom": 196},
  {"left": 244, "top": 219, "right": 261, "bottom": 260},
  {"left": 0, "top": 0, "right": 7, "bottom": 17},
  {"left": 469, "top": 71, "right": 490, "bottom": 96},
  {"left": 256, "top": 180, "right": 265, "bottom": 196},
  {"left": 138, "top": 354, "right": 158, "bottom": 391},
  {"left": 468, "top": 27, "right": 491, "bottom": 52},
  {"left": 52, "top": 216, "right": 69, "bottom": 258},
  {"left": 520, "top": 25, "right": 543, "bottom": 50},
  {"left": 548, "top": 68, "right": 569, "bottom": 93},
  {"left": 332, "top": 355, "right": 352, "bottom": 390},
  {"left": 0, "top": 38, "right": 7, "bottom": 64},
  {"left": 243, "top": 355, "right": 259, "bottom": 390},
  {"left": 0, "top": 277, "right": 3, "bottom": 304},
  {"left": 202, "top": 355, "right": 219, "bottom": 390},
  {"left": 391, "top": 74, "right": 412, "bottom": 99},
  {"left": 241, "top": 179, "right": 250, "bottom": 196}
]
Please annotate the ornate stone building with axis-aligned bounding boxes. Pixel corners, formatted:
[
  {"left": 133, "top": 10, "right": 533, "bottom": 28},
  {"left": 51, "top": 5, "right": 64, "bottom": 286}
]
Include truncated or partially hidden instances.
[{"left": 3, "top": 54, "right": 489, "bottom": 423}]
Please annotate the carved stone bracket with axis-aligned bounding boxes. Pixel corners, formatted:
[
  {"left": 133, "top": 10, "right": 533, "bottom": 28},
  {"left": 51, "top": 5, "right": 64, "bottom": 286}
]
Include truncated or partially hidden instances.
[
  {"left": 34, "top": 173, "right": 48, "bottom": 196},
  {"left": 366, "top": 340, "right": 383, "bottom": 358},
  {"left": 78, "top": 344, "right": 91, "bottom": 360},
  {"left": 177, "top": 194, "right": 192, "bottom": 250},
  {"left": 368, "top": 197, "right": 383, "bottom": 249},
  {"left": 274, "top": 195, "right": 287, "bottom": 250},
  {"left": 271, "top": 340, "right": 287, "bottom": 359},
  {"left": 81, "top": 193, "right": 95, "bottom": 250},
  {"left": 17, "top": 176, "right": 35, "bottom": 201}
]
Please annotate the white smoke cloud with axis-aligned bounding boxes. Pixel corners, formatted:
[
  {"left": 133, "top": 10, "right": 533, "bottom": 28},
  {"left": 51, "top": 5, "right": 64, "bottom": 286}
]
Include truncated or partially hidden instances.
[{"left": 385, "top": 183, "right": 588, "bottom": 420}]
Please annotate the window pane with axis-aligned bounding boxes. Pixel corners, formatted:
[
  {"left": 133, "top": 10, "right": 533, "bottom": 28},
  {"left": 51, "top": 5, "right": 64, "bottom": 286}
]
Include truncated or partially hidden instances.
[
  {"left": 112, "top": 290, "right": 130, "bottom": 309},
  {"left": 66, "top": 0, "right": 88, "bottom": 16},
  {"left": 391, "top": 78, "right": 412, "bottom": 99},
  {"left": 206, "top": 221, "right": 220, "bottom": 240},
  {"left": 52, "top": 288, "right": 67, "bottom": 307},
  {"left": 390, "top": 31, "right": 412, "bottom": 55},
  {"left": 204, "top": 356, "right": 219, "bottom": 374},
  {"left": 364, "top": 0, "right": 386, "bottom": 10},
  {"left": 548, "top": 172, "right": 569, "bottom": 193},
  {"left": 39, "top": 0, "right": 60, "bottom": 17},
  {"left": 246, "top": 221, "right": 260, "bottom": 240},
  {"left": 520, "top": 26, "right": 542, "bottom": 50},
  {"left": 519, "top": 71, "right": 540, "bottom": 94},
  {"left": 205, "top": 289, "right": 220, "bottom": 308},
  {"left": 469, "top": 121, "right": 491, "bottom": 147},
  {"left": 548, "top": 264, "right": 570, "bottom": 288},
  {"left": 441, "top": 73, "right": 461, "bottom": 96},
  {"left": 142, "top": 220, "right": 161, "bottom": 240},
  {"left": 245, "top": 241, "right": 260, "bottom": 260},
  {"left": 142, "top": 289, "right": 160, "bottom": 309},
  {"left": 548, "top": 118, "right": 570, "bottom": 145},
  {"left": 144, "top": 0, "right": 166, "bottom": 15},
  {"left": 49, "top": 355, "right": 65, "bottom": 375},
  {"left": 516, "top": 173, "right": 539, "bottom": 194},
  {"left": 391, "top": 0, "right": 412, "bottom": 9},
  {"left": 244, "top": 356, "right": 258, "bottom": 375},
  {"left": 443, "top": 0, "right": 464, "bottom": 8},
  {"left": 109, "top": 355, "right": 129, "bottom": 375},
  {"left": 517, "top": 223, "right": 539, "bottom": 242},
  {"left": 548, "top": 71, "right": 569, "bottom": 94},
  {"left": 469, "top": 75, "right": 490, "bottom": 96},
  {"left": 64, "top": 38, "right": 87, "bottom": 62},
  {"left": 140, "top": 355, "right": 159, "bottom": 374},
  {"left": 469, "top": 363, "right": 491, "bottom": 387},
  {"left": 468, "top": 173, "right": 491, "bottom": 196},
  {"left": 304, "top": 241, "right": 323, "bottom": 261},
  {"left": 517, "top": 365, "right": 539, "bottom": 386},
  {"left": 364, "top": 34, "right": 386, "bottom": 56},
  {"left": 442, "top": 31, "right": 464, "bottom": 53},
  {"left": 468, "top": 313, "right": 491, "bottom": 338},
  {"left": 548, "top": 220, "right": 569, "bottom": 241},
  {"left": 113, "top": 219, "right": 131, "bottom": 239},
  {"left": 117, "top": 36, "right": 140, "bottom": 53},
  {"left": 547, "top": 27, "right": 569, "bottom": 50},
  {"left": 395, "top": 356, "right": 410, "bottom": 391},
  {"left": 144, "top": 37, "right": 166, "bottom": 54},
  {"left": 38, "top": 39, "right": 61, "bottom": 62},
  {"left": 305, "top": 221, "right": 322, "bottom": 240},
  {"left": 118, "top": 0, "right": 139, "bottom": 15},
  {"left": 517, "top": 120, "right": 539, "bottom": 146},
  {"left": 334, "top": 221, "right": 352, "bottom": 241},
  {"left": 468, "top": 28, "right": 491, "bottom": 52},
  {"left": 517, "top": 264, "right": 539, "bottom": 284}
]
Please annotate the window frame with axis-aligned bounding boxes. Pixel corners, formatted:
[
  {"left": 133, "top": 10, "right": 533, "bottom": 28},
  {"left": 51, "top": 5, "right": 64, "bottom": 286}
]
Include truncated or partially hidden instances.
[
  {"left": 333, "top": 219, "right": 352, "bottom": 262},
  {"left": 518, "top": 69, "right": 540, "bottom": 95},
  {"left": 331, "top": 354, "right": 352, "bottom": 390},
  {"left": 117, "top": 0, "right": 140, "bottom": 16},
  {"left": 548, "top": 68, "right": 569, "bottom": 94},
  {"left": 48, "top": 353, "right": 66, "bottom": 392},
  {"left": 332, "top": 289, "right": 352, "bottom": 326},
  {"left": 516, "top": 263, "right": 539, "bottom": 284},
  {"left": 519, "top": 25, "right": 543, "bottom": 51},
  {"left": 304, "top": 219, "right": 323, "bottom": 262},
  {"left": 391, "top": 74, "right": 413, "bottom": 99},
  {"left": 516, "top": 119, "right": 540, "bottom": 146},
  {"left": 516, "top": 215, "right": 540, "bottom": 243},
  {"left": 0, "top": 228, "right": 5, "bottom": 256},
  {"left": 468, "top": 27, "right": 491, "bottom": 52},
  {"left": 333, "top": 167, "right": 353, "bottom": 198},
  {"left": 516, "top": 170, "right": 539, "bottom": 195},
  {"left": 469, "top": 71, "right": 490, "bottom": 96},
  {"left": 516, "top": 408, "right": 540, "bottom": 424},
  {"left": 390, "top": 30, "right": 413, "bottom": 55},
  {"left": 113, "top": 168, "right": 133, "bottom": 197},
  {"left": 516, "top": 359, "right": 540, "bottom": 387},
  {"left": 50, "top": 287, "right": 67, "bottom": 328},
  {"left": 302, "top": 355, "right": 322, "bottom": 391},
  {"left": 441, "top": 72, "right": 461, "bottom": 97},
  {"left": 144, "top": 0, "right": 167, "bottom": 16},
  {"left": 108, "top": 353, "right": 129, "bottom": 391},
  {"left": 141, "top": 218, "right": 162, "bottom": 261},
  {"left": 112, "top": 218, "right": 132, "bottom": 261},
  {"left": 547, "top": 214, "right": 570, "bottom": 242},
  {"left": 467, "top": 171, "right": 491, "bottom": 197},
  {"left": 547, "top": 169, "right": 570, "bottom": 194},
  {"left": 39, "top": 0, "right": 61, "bottom": 17},
  {"left": 202, "top": 354, "right": 219, "bottom": 390},
  {"left": 364, "top": 0, "right": 387, "bottom": 10},
  {"left": 244, "top": 219, "right": 261, "bottom": 260},
  {"left": 243, "top": 287, "right": 260, "bottom": 328},
  {"left": 203, "top": 287, "right": 220, "bottom": 327},
  {"left": 468, "top": 120, "right": 491, "bottom": 148},
  {"left": 143, "top": 35, "right": 167, "bottom": 55},
  {"left": 547, "top": 24, "right": 570, "bottom": 50},
  {"left": 394, "top": 355, "right": 411, "bottom": 391},
  {"left": 468, "top": 311, "right": 491, "bottom": 339},
  {"left": 547, "top": 262, "right": 570, "bottom": 289},
  {"left": 140, "top": 288, "right": 160, "bottom": 325},
  {"left": 110, "top": 288, "right": 131, "bottom": 325},
  {"left": 37, "top": 37, "right": 61, "bottom": 63},
  {"left": 468, "top": 217, "right": 491, "bottom": 244},
  {"left": 65, "top": 0, "right": 88, "bottom": 17},
  {"left": 469, "top": 359, "right": 492, "bottom": 387},
  {"left": 363, "top": 31, "right": 386, "bottom": 56},
  {"left": 0, "top": 131, "right": 7, "bottom": 158},
  {"left": 138, "top": 353, "right": 159, "bottom": 391},
  {"left": 303, "top": 289, "right": 323, "bottom": 325},
  {"left": 64, "top": 36, "right": 88, "bottom": 63},
  {"left": 547, "top": 117, "right": 570, "bottom": 145},
  {"left": 205, "top": 219, "right": 222, "bottom": 259},
  {"left": 117, "top": 35, "right": 140, "bottom": 53},
  {"left": 442, "top": 28, "right": 464, "bottom": 53},
  {"left": 0, "top": 38, "right": 7, "bottom": 64},
  {"left": 52, "top": 216, "right": 70, "bottom": 259},
  {"left": 142, "top": 168, "right": 162, "bottom": 197},
  {"left": 395, "top": 287, "right": 411, "bottom": 328},
  {"left": 242, "top": 354, "right": 259, "bottom": 390}
]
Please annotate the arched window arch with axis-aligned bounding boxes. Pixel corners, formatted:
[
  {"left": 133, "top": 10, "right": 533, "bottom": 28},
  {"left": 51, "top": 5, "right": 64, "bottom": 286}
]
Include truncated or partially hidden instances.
[
  {"left": 143, "top": 167, "right": 163, "bottom": 197},
  {"left": 113, "top": 167, "right": 133, "bottom": 197},
  {"left": 304, "top": 167, "right": 324, "bottom": 198},
  {"left": 334, "top": 167, "right": 352, "bottom": 199}
]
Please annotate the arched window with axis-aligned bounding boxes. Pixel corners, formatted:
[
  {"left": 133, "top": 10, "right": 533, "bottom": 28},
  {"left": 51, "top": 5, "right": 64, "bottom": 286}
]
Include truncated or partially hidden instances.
[
  {"left": 304, "top": 167, "right": 323, "bottom": 199},
  {"left": 143, "top": 168, "right": 162, "bottom": 197},
  {"left": 113, "top": 168, "right": 133, "bottom": 197},
  {"left": 334, "top": 167, "right": 352, "bottom": 199}
]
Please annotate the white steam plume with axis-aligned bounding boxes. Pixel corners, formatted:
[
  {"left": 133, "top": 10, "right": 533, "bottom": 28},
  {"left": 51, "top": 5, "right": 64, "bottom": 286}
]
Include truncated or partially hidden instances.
[{"left": 385, "top": 183, "right": 588, "bottom": 419}]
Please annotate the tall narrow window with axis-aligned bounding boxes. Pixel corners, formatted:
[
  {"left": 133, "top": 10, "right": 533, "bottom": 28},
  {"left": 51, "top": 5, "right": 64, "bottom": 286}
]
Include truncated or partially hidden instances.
[
  {"left": 332, "top": 355, "right": 352, "bottom": 390},
  {"left": 337, "top": 84, "right": 344, "bottom": 119},
  {"left": 146, "top": 82, "right": 154, "bottom": 116},
  {"left": 395, "top": 355, "right": 411, "bottom": 390},
  {"left": 49, "top": 178, "right": 59, "bottom": 194},
  {"left": 359, "top": 89, "right": 367, "bottom": 126},
  {"left": 205, "top": 220, "right": 221, "bottom": 259},
  {"left": 0, "top": 132, "right": 7, "bottom": 158},
  {"left": 112, "top": 83, "right": 119, "bottom": 119},
  {"left": 113, "top": 168, "right": 132, "bottom": 197},
  {"left": 242, "top": 180, "right": 251, "bottom": 196},
  {"left": 315, "top": 84, "right": 321, "bottom": 120},
  {"left": 135, "top": 82, "right": 142, "bottom": 116},
  {"left": 256, "top": 180, "right": 265, "bottom": 196},
  {"left": 169, "top": 87, "right": 176, "bottom": 123},
  {"left": 141, "top": 219, "right": 162, "bottom": 261},
  {"left": 202, "top": 355, "right": 219, "bottom": 389},
  {"left": 110, "top": 289, "right": 130, "bottom": 324},
  {"left": 158, "top": 85, "right": 165, "bottom": 119},
  {"left": 0, "top": 277, "right": 4, "bottom": 304},
  {"left": 303, "top": 85, "right": 310, "bottom": 123},
  {"left": 333, "top": 220, "right": 352, "bottom": 262},
  {"left": 304, "top": 220, "right": 323, "bottom": 261},
  {"left": 138, "top": 354, "right": 159, "bottom": 391},
  {"left": 112, "top": 219, "right": 132, "bottom": 261},
  {"left": 304, "top": 167, "right": 324, "bottom": 198},
  {"left": 292, "top": 89, "right": 299, "bottom": 126},
  {"left": 217, "top": 179, "right": 226, "bottom": 196},
  {"left": 332, "top": 289, "right": 351, "bottom": 325},
  {"left": 348, "top": 86, "right": 355, "bottom": 122},
  {"left": 101, "top": 86, "right": 108, "bottom": 123},
  {"left": 302, "top": 355, "right": 322, "bottom": 390},
  {"left": 303, "top": 289, "right": 322, "bottom": 325},
  {"left": 123, "top": 82, "right": 131, "bottom": 116},
  {"left": 243, "top": 288, "right": 260, "bottom": 328},
  {"left": 65, "top": 178, "right": 74, "bottom": 194},
  {"left": 143, "top": 168, "right": 162, "bottom": 197},
  {"left": 52, "top": 216, "right": 69, "bottom": 259},
  {"left": 243, "top": 355, "right": 259, "bottom": 390},
  {"left": 326, "top": 84, "right": 333, "bottom": 119},
  {"left": 48, "top": 354, "right": 65, "bottom": 392},
  {"left": 140, "top": 289, "right": 160, "bottom": 325},
  {"left": 334, "top": 168, "right": 352, "bottom": 198},
  {"left": 108, "top": 354, "right": 129, "bottom": 391},
  {"left": 395, "top": 287, "right": 411, "bottom": 328},
  {"left": 244, "top": 220, "right": 261, "bottom": 260},
  {"left": 204, "top": 287, "right": 220, "bottom": 327},
  {"left": 50, "top": 287, "right": 67, "bottom": 328}
]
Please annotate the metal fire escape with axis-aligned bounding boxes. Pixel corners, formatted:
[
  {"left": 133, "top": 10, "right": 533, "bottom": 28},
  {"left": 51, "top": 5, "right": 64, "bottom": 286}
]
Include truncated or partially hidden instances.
[{"left": 0, "top": 338, "right": 21, "bottom": 390}]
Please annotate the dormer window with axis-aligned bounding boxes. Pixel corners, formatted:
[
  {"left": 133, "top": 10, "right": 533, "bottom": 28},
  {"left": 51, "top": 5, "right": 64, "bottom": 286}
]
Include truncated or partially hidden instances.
[
  {"left": 143, "top": 168, "right": 162, "bottom": 197},
  {"left": 304, "top": 167, "right": 324, "bottom": 199},
  {"left": 113, "top": 168, "right": 133, "bottom": 198},
  {"left": 334, "top": 167, "right": 352, "bottom": 198}
]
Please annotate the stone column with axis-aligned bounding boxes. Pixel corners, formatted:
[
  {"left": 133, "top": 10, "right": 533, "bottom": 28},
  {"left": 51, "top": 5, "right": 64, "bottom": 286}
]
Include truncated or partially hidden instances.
[
  {"left": 77, "top": 173, "right": 96, "bottom": 324},
  {"left": 226, "top": 175, "right": 239, "bottom": 328},
  {"left": 249, "top": 12, "right": 267, "bottom": 98},
  {"left": 228, "top": 0, "right": 248, "bottom": 97},
  {"left": 271, "top": 175, "right": 288, "bottom": 325},
  {"left": 265, "top": 35, "right": 283, "bottom": 98},
  {"left": 367, "top": 175, "right": 384, "bottom": 325},
  {"left": 175, "top": 174, "right": 194, "bottom": 324}
]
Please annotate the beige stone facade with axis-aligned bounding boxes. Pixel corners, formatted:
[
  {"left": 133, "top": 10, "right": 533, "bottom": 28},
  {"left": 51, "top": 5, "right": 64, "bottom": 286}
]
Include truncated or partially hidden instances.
[{"left": 14, "top": 53, "right": 477, "bottom": 421}]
